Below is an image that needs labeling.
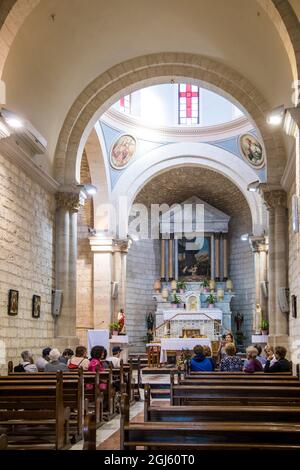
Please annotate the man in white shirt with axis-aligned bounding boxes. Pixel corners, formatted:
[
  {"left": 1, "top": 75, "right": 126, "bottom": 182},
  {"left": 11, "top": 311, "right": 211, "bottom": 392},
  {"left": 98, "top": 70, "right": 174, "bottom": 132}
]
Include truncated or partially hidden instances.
[{"left": 107, "top": 346, "right": 122, "bottom": 368}]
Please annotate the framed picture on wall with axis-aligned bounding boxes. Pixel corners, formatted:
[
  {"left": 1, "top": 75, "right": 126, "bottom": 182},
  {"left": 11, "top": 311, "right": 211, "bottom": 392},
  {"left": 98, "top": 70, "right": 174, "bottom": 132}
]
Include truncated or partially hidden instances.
[
  {"left": 8, "top": 289, "right": 19, "bottom": 316},
  {"left": 292, "top": 295, "right": 297, "bottom": 319},
  {"left": 32, "top": 295, "right": 41, "bottom": 319}
]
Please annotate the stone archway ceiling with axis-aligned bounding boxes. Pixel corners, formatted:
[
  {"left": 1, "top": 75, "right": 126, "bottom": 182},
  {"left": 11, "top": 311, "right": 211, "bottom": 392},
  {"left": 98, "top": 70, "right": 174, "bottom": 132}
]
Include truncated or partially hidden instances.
[
  {"left": 0, "top": 0, "right": 16, "bottom": 28},
  {"left": 134, "top": 166, "right": 251, "bottom": 223}
]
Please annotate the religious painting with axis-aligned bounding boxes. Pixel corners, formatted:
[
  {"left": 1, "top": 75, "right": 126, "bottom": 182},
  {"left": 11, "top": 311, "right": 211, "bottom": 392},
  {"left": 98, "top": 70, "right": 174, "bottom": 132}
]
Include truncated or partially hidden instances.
[
  {"left": 178, "top": 236, "right": 211, "bottom": 281},
  {"left": 239, "top": 133, "right": 265, "bottom": 169},
  {"left": 32, "top": 295, "right": 41, "bottom": 319},
  {"left": 110, "top": 134, "right": 136, "bottom": 169},
  {"left": 8, "top": 289, "right": 19, "bottom": 316}
]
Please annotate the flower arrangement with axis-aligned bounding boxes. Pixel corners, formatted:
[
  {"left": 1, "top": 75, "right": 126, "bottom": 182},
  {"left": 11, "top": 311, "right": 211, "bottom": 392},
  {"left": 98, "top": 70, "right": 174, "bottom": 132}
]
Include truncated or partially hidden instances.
[
  {"left": 261, "top": 319, "right": 269, "bottom": 334},
  {"left": 109, "top": 321, "right": 120, "bottom": 334},
  {"left": 177, "top": 280, "right": 187, "bottom": 292},
  {"left": 171, "top": 293, "right": 181, "bottom": 305}
]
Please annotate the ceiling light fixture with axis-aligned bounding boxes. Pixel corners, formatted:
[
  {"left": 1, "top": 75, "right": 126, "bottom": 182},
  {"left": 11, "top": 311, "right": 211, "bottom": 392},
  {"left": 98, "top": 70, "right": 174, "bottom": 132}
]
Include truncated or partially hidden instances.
[{"left": 266, "top": 105, "right": 285, "bottom": 126}]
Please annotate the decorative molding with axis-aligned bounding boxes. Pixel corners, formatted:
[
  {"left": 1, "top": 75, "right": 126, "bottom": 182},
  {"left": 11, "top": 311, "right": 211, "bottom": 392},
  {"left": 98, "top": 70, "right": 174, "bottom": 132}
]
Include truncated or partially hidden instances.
[
  {"left": 249, "top": 235, "right": 268, "bottom": 253},
  {"left": 0, "top": 135, "right": 59, "bottom": 193},
  {"left": 103, "top": 108, "right": 253, "bottom": 142},
  {"left": 55, "top": 192, "right": 85, "bottom": 212},
  {"left": 259, "top": 185, "right": 287, "bottom": 209}
]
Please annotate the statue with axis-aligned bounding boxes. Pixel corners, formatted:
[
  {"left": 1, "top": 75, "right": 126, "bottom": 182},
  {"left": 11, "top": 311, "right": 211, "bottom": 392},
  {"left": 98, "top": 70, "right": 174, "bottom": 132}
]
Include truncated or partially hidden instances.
[
  {"left": 254, "top": 303, "right": 262, "bottom": 335},
  {"left": 234, "top": 312, "right": 244, "bottom": 349},
  {"left": 234, "top": 312, "right": 244, "bottom": 333},
  {"left": 146, "top": 312, "right": 155, "bottom": 342},
  {"left": 117, "top": 308, "right": 126, "bottom": 334}
]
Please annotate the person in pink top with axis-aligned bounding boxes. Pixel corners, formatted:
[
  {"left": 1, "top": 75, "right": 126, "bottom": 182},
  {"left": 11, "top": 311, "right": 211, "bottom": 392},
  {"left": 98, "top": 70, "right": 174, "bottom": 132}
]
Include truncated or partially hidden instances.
[
  {"left": 88, "top": 345, "right": 107, "bottom": 390},
  {"left": 244, "top": 346, "right": 263, "bottom": 374}
]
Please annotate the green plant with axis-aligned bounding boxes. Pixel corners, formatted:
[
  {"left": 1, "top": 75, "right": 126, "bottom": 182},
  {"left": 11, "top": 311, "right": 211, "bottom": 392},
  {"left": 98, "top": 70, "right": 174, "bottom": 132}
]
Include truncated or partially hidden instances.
[
  {"left": 171, "top": 293, "right": 181, "bottom": 304},
  {"left": 177, "top": 280, "right": 187, "bottom": 291},
  {"left": 206, "top": 293, "right": 216, "bottom": 305},
  {"left": 261, "top": 319, "right": 269, "bottom": 330},
  {"left": 109, "top": 321, "right": 120, "bottom": 331},
  {"left": 202, "top": 278, "right": 209, "bottom": 288}
]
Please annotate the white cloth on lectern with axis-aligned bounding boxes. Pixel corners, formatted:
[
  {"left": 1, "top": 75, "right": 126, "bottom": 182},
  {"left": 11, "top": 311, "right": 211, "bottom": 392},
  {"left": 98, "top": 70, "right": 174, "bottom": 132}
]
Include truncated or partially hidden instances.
[{"left": 87, "top": 330, "right": 109, "bottom": 357}]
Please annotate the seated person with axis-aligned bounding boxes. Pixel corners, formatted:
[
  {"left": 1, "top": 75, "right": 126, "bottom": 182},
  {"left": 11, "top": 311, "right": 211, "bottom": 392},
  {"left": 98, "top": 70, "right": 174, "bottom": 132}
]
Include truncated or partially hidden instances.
[
  {"left": 244, "top": 346, "right": 263, "bottom": 373},
  {"left": 59, "top": 348, "right": 74, "bottom": 364},
  {"left": 14, "top": 350, "right": 38, "bottom": 373},
  {"left": 106, "top": 346, "right": 122, "bottom": 368},
  {"left": 44, "top": 348, "right": 68, "bottom": 372},
  {"left": 202, "top": 345, "right": 216, "bottom": 370},
  {"left": 253, "top": 343, "right": 267, "bottom": 367},
  {"left": 220, "top": 343, "right": 243, "bottom": 372},
  {"left": 190, "top": 345, "right": 214, "bottom": 372},
  {"left": 264, "top": 346, "right": 291, "bottom": 373},
  {"left": 217, "top": 332, "right": 235, "bottom": 361},
  {"left": 264, "top": 344, "right": 277, "bottom": 366},
  {"left": 101, "top": 348, "right": 110, "bottom": 369},
  {"left": 87, "top": 346, "right": 107, "bottom": 391},
  {"left": 68, "top": 345, "right": 90, "bottom": 370},
  {"left": 35, "top": 347, "right": 51, "bottom": 371}
]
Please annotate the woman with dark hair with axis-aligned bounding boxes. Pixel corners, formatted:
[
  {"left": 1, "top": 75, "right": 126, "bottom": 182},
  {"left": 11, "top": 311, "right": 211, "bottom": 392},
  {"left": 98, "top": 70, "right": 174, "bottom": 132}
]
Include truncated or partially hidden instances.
[
  {"left": 87, "top": 345, "right": 107, "bottom": 391},
  {"left": 218, "top": 332, "right": 235, "bottom": 361}
]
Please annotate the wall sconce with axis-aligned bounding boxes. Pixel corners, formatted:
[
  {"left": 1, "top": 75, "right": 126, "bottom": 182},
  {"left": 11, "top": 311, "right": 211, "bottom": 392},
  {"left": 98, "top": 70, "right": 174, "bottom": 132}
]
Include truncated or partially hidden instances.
[{"left": 266, "top": 105, "right": 285, "bottom": 126}]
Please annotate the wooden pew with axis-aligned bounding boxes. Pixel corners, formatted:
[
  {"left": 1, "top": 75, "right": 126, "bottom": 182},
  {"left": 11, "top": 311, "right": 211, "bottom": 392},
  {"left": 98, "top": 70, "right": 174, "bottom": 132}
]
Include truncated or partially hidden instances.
[
  {"left": 144, "top": 384, "right": 300, "bottom": 423},
  {"left": 4, "top": 368, "right": 102, "bottom": 430},
  {"left": 83, "top": 400, "right": 96, "bottom": 450},
  {"left": 121, "top": 393, "right": 300, "bottom": 450},
  {"left": 170, "top": 381, "right": 300, "bottom": 406},
  {"left": 0, "top": 434, "right": 8, "bottom": 450},
  {"left": 0, "top": 371, "right": 83, "bottom": 441},
  {"left": 183, "top": 363, "right": 296, "bottom": 378},
  {"left": 0, "top": 375, "right": 70, "bottom": 450}
]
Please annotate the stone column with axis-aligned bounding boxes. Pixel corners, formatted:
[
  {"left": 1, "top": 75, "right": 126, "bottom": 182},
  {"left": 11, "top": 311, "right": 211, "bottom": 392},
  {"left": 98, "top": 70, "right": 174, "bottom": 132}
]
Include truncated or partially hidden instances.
[
  {"left": 215, "top": 233, "right": 220, "bottom": 281},
  {"left": 89, "top": 237, "right": 114, "bottom": 329},
  {"left": 261, "top": 188, "right": 288, "bottom": 347},
  {"left": 249, "top": 236, "right": 269, "bottom": 332},
  {"left": 113, "top": 240, "right": 129, "bottom": 321},
  {"left": 168, "top": 238, "right": 174, "bottom": 280},
  {"left": 222, "top": 233, "right": 228, "bottom": 281},
  {"left": 160, "top": 239, "right": 166, "bottom": 281},
  {"left": 54, "top": 191, "right": 84, "bottom": 348}
]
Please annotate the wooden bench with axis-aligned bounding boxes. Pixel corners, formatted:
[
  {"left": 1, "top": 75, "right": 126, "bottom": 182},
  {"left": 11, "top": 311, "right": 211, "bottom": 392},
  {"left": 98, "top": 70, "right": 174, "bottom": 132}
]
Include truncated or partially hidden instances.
[
  {"left": 0, "top": 434, "right": 8, "bottom": 450},
  {"left": 82, "top": 401, "right": 97, "bottom": 450},
  {"left": 144, "top": 384, "right": 300, "bottom": 423},
  {"left": 121, "top": 393, "right": 300, "bottom": 450},
  {"left": 0, "top": 375, "right": 70, "bottom": 450},
  {"left": 171, "top": 382, "right": 300, "bottom": 406}
]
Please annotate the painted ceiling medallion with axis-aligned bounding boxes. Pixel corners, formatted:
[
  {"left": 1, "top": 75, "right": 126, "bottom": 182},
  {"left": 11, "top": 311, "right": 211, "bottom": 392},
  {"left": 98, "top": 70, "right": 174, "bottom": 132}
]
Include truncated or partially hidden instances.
[
  {"left": 239, "top": 133, "right": 265, "bottom": 169},
  {"left": 110, "top": 134, "right": 136, "bottom": 169}
]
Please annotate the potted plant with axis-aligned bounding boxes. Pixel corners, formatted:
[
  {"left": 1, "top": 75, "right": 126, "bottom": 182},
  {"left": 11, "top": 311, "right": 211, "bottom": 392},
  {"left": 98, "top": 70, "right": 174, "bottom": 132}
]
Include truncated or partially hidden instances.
[
  {"left": 171, "top": 293, "right": 181, "bottom": 308},
  {"left": 109, "top": 321, "right": 120, "bottom": 335},
  {"left": 261, "top": 319, "right": 269, "bottom": 335},
  {"left": 206, "top": 293, "right": 216, "bottom": 308},
  {"left": 202, "top": 278, "right": 209, "bottom": 293},
  {"left": 177, "top": 280, "right": 187, "bottom": 293}
]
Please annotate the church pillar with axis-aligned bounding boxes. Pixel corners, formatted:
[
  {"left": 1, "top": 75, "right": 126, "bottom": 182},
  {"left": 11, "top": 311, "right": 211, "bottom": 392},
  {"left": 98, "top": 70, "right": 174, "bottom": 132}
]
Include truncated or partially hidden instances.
[
  {"left": 210, "top": 234, "right": 215, "bottom": 280},
  {"left": 222, "top": 233, "right": 228, "bottom": 281},
  {"left": 215, "top": 233, "right": 220, "bottom": 281},
  {"left": 168, "top": 238, "right": 174, "bottom": 280},
  {"left": 260, "top": 188, "right": 289, "bottom": 347},
  {"left": 249, "top": 236, "right": 269, "bottom": 333},
  {"left": 160, "top": 239, "right": 166, "bottom": 281},
  {"left": 113, "top": 240, "right": 129, "bottom": 321},
  {"left": 54, "top": 191, "right": 84, "bottom": 346},
  {"left": 89, "top": 237, "right": 114, "bottom": 329}
]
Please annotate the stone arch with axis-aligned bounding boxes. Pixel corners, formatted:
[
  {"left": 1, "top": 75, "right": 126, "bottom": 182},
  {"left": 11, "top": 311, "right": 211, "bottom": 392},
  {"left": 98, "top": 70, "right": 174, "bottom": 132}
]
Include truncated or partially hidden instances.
[
  {"left": 111, "top": 142, "right": 266, "bottom": 238},
  {"left": 54, "top": 52, "right": 286, "bottom": 188},
  {"left": 0, "top": 0, "right": 40, "bottom": 78},
  {"left": 258, "top": 0, "right": 300, "bottom": 86}
]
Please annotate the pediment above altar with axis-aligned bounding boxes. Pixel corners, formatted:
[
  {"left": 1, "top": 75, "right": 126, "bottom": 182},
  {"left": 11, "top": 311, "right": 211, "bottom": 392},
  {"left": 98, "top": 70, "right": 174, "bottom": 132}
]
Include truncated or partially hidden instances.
[{"left": 160, "top": 195, "right": 230, "bottom": 234}]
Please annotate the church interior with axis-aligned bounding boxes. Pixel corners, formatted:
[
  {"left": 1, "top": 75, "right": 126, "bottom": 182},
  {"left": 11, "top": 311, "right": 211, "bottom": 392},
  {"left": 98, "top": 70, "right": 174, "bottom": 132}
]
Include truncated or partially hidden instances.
[{"left": 0, "top": 0, "right": 300, "bottom": 454}]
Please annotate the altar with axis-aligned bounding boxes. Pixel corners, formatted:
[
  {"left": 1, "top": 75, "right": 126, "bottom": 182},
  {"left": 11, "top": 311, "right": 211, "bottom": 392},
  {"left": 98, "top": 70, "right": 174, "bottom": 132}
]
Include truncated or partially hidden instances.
[{"left": 159, "top": 337, "right": 211, "bottom": 363}]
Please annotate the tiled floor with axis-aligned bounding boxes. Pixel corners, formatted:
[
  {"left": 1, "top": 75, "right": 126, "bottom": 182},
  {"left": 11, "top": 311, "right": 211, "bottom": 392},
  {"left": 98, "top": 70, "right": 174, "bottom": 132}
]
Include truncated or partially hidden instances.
[{"left": 71, "top": 371, "right": 171, "bottom": 451}]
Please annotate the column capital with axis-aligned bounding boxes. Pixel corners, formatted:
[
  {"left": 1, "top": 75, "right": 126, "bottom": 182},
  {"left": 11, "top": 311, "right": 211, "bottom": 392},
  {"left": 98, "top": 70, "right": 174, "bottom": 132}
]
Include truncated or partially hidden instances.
[
  {"left": 249, "top": 235, "right": 268, "bottom": 253},
  {"left": 89, "top": 236, "right": 130, "bottom": 253},
  {"left": 56, "top": 191, "right": 85, "bottom": 212},
  {"left": 259, "top": 184, "right": 287, "bottom": 210}
]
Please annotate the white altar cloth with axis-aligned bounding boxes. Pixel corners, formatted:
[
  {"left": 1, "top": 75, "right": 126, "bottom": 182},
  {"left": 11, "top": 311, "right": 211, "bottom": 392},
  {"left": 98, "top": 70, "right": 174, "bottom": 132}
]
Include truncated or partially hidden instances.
[
  {"left": 159, "top": 337, "right": 211, "bottom": 363},
  {"left": 163, "top": 308, "right": 222, "bottom": 322}
]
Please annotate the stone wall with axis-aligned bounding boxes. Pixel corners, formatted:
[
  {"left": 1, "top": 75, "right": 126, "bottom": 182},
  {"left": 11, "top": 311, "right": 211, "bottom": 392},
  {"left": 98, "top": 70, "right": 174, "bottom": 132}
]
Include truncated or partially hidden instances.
[
  {"left": 0, "top": 153, "right": 55, "bottom": 373},
  {"left": 76, "top": 153, "right": 94, "bottom": 347},
  {"left": 288, "top": 181, "right": 300, "bottom": 356},
  {"left": 126, "top": 239, "right": 160, "bottom": 352}
]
